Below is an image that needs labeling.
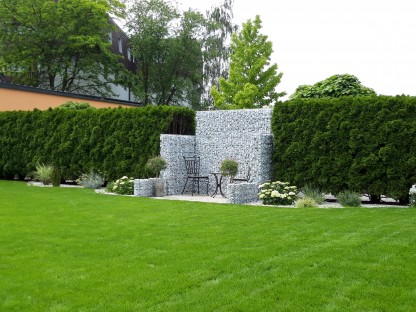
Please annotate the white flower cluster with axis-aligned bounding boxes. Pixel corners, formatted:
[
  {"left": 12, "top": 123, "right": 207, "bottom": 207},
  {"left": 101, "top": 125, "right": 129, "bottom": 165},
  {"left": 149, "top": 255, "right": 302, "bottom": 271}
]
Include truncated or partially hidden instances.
[{"left": 258, "top": 181, "right": 298, "bottom": 205}]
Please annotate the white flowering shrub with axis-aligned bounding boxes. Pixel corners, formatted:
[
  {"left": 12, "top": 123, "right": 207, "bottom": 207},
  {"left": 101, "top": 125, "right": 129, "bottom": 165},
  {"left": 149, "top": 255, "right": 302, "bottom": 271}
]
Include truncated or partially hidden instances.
[
  {"left": 258, "top": 181, "right": 298, "bottom": 205},
  {"left": 410, "top": 185, "right": 416, "bottom": 208},
  {"left": 107, "top": 176, "right": 134, "bottom": 195},
  {"left": 77, "top": 171, "right": 105, "bottom": 189}
]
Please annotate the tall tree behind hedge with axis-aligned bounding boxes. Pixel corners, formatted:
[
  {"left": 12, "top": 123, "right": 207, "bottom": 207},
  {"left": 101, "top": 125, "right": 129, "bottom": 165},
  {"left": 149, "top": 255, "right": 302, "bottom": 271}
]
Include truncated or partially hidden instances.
[
  {"left": 0, "top": 0, "right": 126, "bottom": 96},
  {"left": 211, "top": 15, "right": 285, "bottom": 109},
  {"left": 290, "top": 74, "right": 377, "bottom": 99},
  {"left": 202, "top": 0, "right": 237, "bottom": 108},
  {"left": 127, "top": 0, "right": 205, "bottom": 107}
]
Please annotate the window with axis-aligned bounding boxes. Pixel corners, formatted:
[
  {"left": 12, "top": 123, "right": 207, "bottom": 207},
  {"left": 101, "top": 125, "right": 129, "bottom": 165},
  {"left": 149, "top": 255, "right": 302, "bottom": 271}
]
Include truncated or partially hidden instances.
[{"left": 118, "top": 38, "right": 123, "bottom": 53}]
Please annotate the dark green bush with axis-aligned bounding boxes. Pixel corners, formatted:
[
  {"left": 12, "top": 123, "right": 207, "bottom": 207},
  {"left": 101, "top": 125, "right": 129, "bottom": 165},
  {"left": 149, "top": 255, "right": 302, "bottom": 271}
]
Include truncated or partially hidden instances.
[
  {"left": 0, "top": 106, "right": 195, "bottom": 181},
  {"left": 272, "top": 96, "right": 416, "bottom": 203}
]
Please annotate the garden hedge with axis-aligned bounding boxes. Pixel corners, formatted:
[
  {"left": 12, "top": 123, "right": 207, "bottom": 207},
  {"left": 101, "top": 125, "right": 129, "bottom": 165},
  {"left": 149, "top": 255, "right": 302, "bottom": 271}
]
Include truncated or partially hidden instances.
[
  {"left": 0, "top": 106, "right": 195, "bottom": 181},
  {"left": 272, "top": 96, "right": 416, "bottom": 202}
]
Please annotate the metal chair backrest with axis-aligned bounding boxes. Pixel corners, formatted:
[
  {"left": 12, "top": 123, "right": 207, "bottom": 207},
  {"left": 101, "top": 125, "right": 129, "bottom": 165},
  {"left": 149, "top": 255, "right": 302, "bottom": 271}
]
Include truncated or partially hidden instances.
[{"left": 183, "top": 156, "right": 201, "bottom": 176}]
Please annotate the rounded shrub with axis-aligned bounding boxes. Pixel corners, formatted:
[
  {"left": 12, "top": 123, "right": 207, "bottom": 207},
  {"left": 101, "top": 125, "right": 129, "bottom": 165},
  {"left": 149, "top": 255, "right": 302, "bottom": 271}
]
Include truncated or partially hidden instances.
[
  {"left": 220, "top": 159, "right": 239, "bottom": 179},
  {"left": 145, "top": 156, "right": 167, "bottom": 178}
]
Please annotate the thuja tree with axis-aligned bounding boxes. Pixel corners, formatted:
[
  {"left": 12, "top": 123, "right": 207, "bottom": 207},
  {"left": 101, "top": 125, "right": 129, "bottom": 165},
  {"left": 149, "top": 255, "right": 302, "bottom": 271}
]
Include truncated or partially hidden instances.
[
  {"left": 211, "top": 15, "right": 285, "bottom": 109},
  {"left": 0, "top": 0, "right": 126, "bottom": 96},
  {"left": 0, "top": 106, "right": 195, "bottom": 181},
  {"left": 290, "top": 74, "right": 377, "bottom": 99},
  {"left": 272, "top": 96, "right": 416, "bottom": 203}
]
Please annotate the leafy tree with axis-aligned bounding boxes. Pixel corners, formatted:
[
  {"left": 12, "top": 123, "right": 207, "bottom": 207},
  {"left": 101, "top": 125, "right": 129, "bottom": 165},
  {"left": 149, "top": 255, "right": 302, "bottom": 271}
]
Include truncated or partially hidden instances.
[
  {"left": 127, "top": 0, "right": 205, "bottom": 107},
  {"left": 201, "top": 0, "right": 238, "bottom": 108},
  {"left": 0, "top": 0, "right": 126, "bottom": 96},
  {"left": 211, "top": 15, "right": 285, "bottom": 109},
  {"left": 290, "top": 74, "right": 377, "bottom": 99}
]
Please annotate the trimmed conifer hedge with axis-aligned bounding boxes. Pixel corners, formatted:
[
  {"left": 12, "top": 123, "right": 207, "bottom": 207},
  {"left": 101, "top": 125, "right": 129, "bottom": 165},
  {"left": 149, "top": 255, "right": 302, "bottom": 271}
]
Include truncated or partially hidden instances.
[
  {"left": 0, "top": 106, "right": 195, "bottom": 181},
  {"left": 272, "top": 96, "right": 416, "bottom": 202}
]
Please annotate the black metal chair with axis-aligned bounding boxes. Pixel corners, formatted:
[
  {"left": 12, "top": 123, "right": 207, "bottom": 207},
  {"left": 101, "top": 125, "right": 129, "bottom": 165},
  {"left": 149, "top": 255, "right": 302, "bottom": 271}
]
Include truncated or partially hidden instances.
[
  {"left": 232, "top": 166, "right": 251, "bottom": 183},
  {"left": 182, "top": 156, "right": 209, "bottom": 196}
]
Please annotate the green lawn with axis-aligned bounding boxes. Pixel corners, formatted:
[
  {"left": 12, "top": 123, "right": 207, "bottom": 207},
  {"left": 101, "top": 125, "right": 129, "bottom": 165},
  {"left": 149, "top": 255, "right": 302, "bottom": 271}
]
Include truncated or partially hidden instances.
[{"left": 1, "top": 180, "right": 415, "bottom": 311}]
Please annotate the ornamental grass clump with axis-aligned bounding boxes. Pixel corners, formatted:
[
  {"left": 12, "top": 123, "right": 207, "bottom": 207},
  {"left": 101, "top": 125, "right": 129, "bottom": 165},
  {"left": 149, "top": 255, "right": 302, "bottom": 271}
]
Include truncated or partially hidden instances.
[
  {"left": 107, "top": 176, "right": 134, "bottom": 195},
  {"left": 258, "top": 181, "right": 298, "bottom": 205},
  {"left": 301, "top": 184, "right": 325, "bottom": 205},
  {"left": 337, "top": 191, "right": 362, "bottom": 207},
  {"left": 33, "top": 163, "right": 54, "bottom": 185},
  {"left": 295, "top": 197, "right": 319, "bottom": 208}
]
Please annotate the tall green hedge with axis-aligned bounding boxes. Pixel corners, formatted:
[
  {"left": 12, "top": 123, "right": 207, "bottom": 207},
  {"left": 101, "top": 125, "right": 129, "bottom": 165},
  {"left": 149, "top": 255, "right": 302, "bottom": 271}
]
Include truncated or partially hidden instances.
[
  {"left": 0, "top": 106, "right": 195, "bottom": 181},
  {"left": 272, "top": 96, "right": 416, "bottom": 202}
]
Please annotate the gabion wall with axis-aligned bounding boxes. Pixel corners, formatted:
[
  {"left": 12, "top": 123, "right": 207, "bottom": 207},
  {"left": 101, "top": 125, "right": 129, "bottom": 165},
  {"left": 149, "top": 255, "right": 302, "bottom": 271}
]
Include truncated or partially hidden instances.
[
  {"left": 227, "top": 182, "right": 259, "bottom": 204},
  {"left": 160, "top": 135, "right": 196, "bottom": 195},
  {"left": 160, "top": 108, "right": 273, "bottom": 196}
]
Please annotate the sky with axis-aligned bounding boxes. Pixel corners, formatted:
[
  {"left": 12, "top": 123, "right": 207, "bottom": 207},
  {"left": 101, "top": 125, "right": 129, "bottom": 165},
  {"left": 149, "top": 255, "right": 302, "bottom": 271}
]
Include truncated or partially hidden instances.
[{"left": 179, "top": 0, "right": 416, "bottom": 99}]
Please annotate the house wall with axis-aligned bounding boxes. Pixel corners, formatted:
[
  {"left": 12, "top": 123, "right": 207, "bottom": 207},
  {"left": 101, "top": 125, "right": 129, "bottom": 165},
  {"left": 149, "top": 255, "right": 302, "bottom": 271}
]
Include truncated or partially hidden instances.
[
  {"left": 160, "top": 108, "right": 274, "bottom": 196},
  {"left": 0, "top": 83, "right": 142, "bottom": 111}
]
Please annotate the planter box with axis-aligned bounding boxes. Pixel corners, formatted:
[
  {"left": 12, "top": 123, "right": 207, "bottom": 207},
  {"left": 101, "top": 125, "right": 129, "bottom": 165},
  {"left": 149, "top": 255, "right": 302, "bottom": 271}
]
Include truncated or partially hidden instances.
[{"left": 134, "top": 178, "right": 165, "bottom": 197}]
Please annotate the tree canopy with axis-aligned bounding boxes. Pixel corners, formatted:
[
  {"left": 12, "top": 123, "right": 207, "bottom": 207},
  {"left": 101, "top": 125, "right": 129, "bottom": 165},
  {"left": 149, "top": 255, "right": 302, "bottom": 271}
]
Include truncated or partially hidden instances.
[
  {"left": 210, "top": 15, "right": 285, "bottom": 109},
  {"left": 290, "top": 74, "right": 377, "bottom": 99},
  {"left": 0, "top": 0, "right": 126, "bottom": 96},
  {"left": 126, "top": 0, "right": 206, "bottom": 107}
]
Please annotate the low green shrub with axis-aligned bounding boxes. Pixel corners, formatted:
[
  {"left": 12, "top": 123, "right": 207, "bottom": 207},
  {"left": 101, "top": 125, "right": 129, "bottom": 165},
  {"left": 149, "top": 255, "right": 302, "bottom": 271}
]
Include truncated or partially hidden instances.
[
  {"left": 77, "top": 171, "right": 105, "bottom": 189},
  {"left": 51, "top": 166, "right": 61, "bottom": 187},
  {"left": 337, "top": 191, "right": 362, "bottom": 207},
  {"left": 107, "top": 176, "right": 134, "bottom": 195},
  {"left": 258, "top": 181, "right": 298, "bottom": 205},
  {"left": 295, "top": 197, "right": 318, "bottom": 208},
  {"left": 301, "top": 184, "right": 325, "bottom": 204}
]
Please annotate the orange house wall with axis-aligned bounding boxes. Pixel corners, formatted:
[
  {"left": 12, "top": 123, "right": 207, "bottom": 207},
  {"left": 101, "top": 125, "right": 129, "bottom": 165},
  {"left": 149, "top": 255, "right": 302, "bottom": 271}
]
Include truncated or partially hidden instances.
[{"left": 0, "top": 88, "right": 137, "bottom": 111}]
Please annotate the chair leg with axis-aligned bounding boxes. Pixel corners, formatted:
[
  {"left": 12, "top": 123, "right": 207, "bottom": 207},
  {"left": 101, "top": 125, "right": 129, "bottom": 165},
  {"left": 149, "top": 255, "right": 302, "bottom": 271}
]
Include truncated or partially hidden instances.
[
  {"left": 182, "top": 178, "right": 189, "bottom": 195},
  {"left": 206, "top": 179, "right": 209, "bottom": 195}
]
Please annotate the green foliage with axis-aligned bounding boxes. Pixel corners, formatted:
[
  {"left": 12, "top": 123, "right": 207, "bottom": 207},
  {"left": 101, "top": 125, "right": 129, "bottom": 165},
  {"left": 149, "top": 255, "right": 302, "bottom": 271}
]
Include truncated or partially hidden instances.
[
  {"left": 211, "top": 15, "right": 285, "bottom": 109},
  {"left": 55, "top": 102, "right": 95, "bottom": 110},
  {"left": 301, "top": 184, "right": 325, "bottom": 205},
  {"left": 258, "top": 181, "right": 298, "bottom": 205},
  {"left": 33, "top": 163, "right": 54, "bottom": 185},
  {"left": 220, "top": 159, "right": 239, "bottom": 178},
  {"left": 290, "top": 74, "right": 376, "bottom": 99},
  {"left": 0, "top": 106, "right": 195, "bottom": 181},
  {"left": 272, "top": 96, "right": 416, "bottom": 202},
  {"left": 50, "top": 166, "right": 62, "bottom": 187},
  {"left": 337, "top": 191, "right": 362, "bottom": 207},
  {"left": 127, "top": 0, "right": 205, "bottom": 107},
  {"left": 295, "top": 197, "right": 319, "bottom": 208},
  {"left": 145, "top": 156, "right": 167, "bottom": 178},
  {"left": 202, "top": 0, "right": 237, "bottom": 107},
  {"left": 0, "top": 0, "right": 126, "bottom": 96},
  {"left": 107, "top": 176, "right": 134, "bottom": 195},
  {"left": 77, "top": 171, "right": 105, "bottom": 189}
]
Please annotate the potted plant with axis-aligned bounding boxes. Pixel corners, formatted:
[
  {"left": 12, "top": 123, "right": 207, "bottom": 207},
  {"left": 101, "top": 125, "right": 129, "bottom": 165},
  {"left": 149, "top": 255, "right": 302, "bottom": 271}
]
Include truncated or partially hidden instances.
[
  {"left": 220, "top": 159, "right": 239, "bottom": 183},
  {"left": 145, "top": 156, "right": 168, "bottom": 197}
]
